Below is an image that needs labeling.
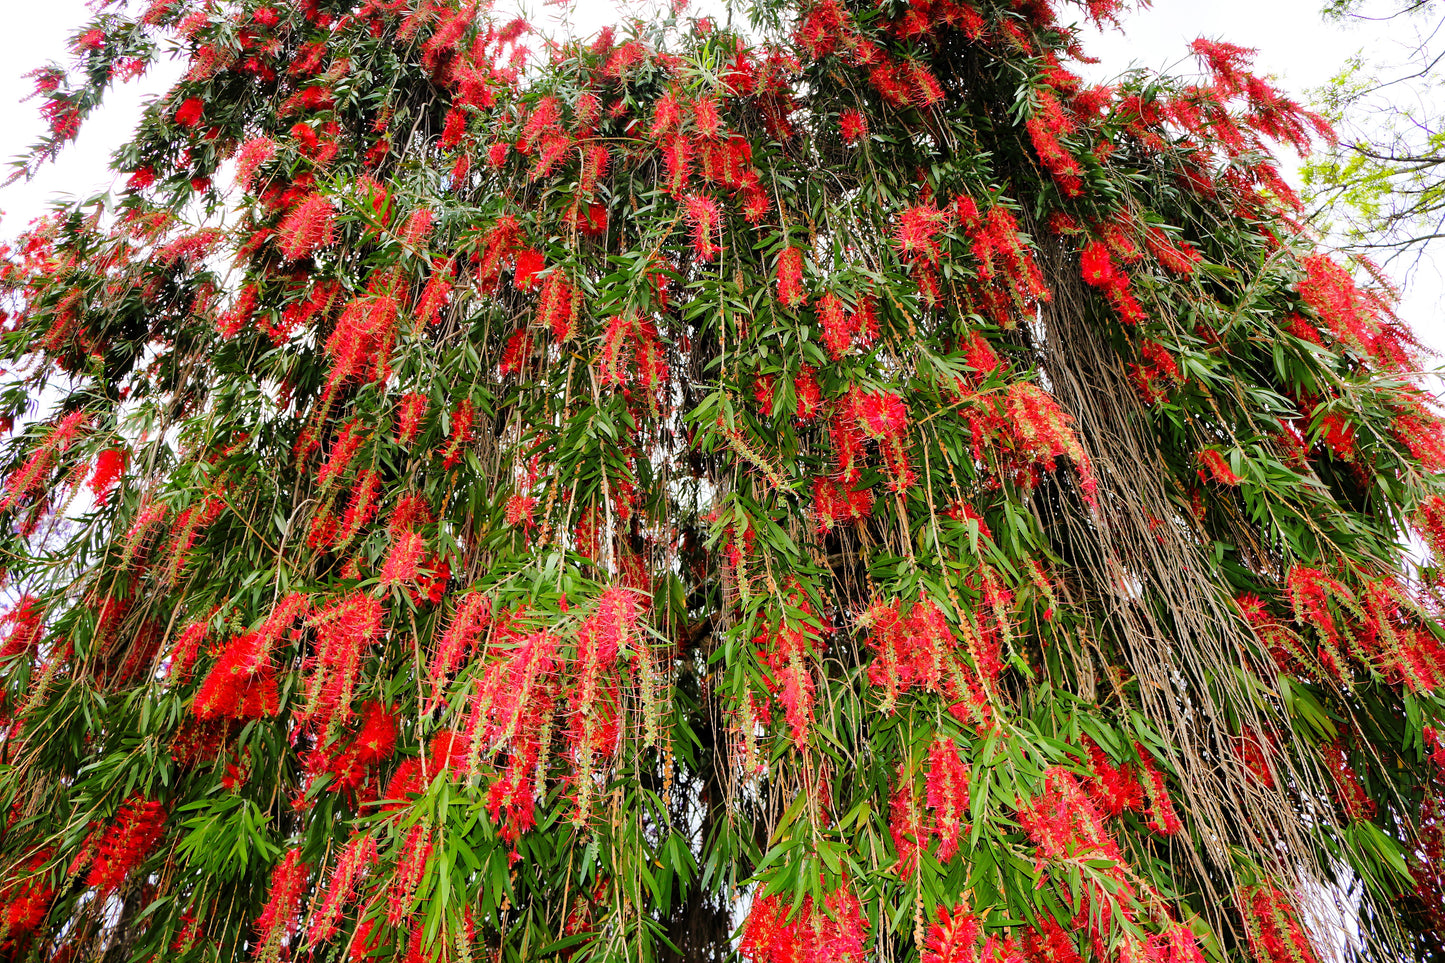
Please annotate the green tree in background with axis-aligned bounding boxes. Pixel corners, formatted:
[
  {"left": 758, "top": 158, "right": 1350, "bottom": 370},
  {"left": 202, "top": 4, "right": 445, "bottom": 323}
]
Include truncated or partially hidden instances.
[
  {"left": 1306, "top": 0, "right": 1445, "bottom": 275},
  {"left": 0, "top": 1, "right": 1442, "bottom": 962}
]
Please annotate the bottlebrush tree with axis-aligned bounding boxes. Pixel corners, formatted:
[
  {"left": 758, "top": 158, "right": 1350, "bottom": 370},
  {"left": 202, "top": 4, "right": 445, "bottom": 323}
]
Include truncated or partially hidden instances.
[{"left": 1, "top": 0, "right": 1444, "bottom": 962}]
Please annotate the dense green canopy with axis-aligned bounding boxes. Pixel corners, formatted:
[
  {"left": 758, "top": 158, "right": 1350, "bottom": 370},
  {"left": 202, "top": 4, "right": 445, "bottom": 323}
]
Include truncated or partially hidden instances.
[{"left": 0, "top": 1, "right": 1442, "bottom": 962}]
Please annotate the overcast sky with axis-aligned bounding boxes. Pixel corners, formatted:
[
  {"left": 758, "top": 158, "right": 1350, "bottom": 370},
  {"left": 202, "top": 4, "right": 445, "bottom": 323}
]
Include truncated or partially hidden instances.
[{"left": 0, "top": 0, "right": 1435, "bottom": 347}]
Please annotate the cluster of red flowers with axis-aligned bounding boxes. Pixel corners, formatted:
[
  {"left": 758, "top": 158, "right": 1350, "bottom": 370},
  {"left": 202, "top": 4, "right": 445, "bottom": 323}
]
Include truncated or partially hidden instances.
[
  {"left": 740, "top": 885, "right": 868, "bottom": 963},
  {"left": 958, "top": 201, "right": 1051, "bottom": 326},
  {"left": 83, "top": 795, "right": 167, "bottom": 894},
  {"left": 753, "top": 594, "right": 830, "bottom": 748},
  {"left": 1196, "top": 449, "right": 1241, "bottom": 487},
  {"left": 926, "top": 737, "right": 971, "bottom": 860},
  {"left": 0, "top": 595, "right": 45, "bottom": 660},
  {"left": 776, "top": 246, "right": 807, "bottom": 308},
  {"left": 303, "top": 592, "right": 385, "bottom": 727},
  {"left": 156, "top": 495, "right": 225, "bottom": 587},
  {"left": 1079, "top": 240, "right": 1146, "bottom": 325},
  {"left": 599, "top": 311, "right": 669, "bottom": 405},
  {"left": 866, "top": 597, "right": 971, "bottom": 709},
  {"left": 0, "top": 411, "right": 89, "bottom": 512},
  {"left": 0, "top": 848, "right": 55, "bottom": 954},
  {"left": 1026, "top": 88, "right": 1085, "bottom": 197},
  {"left": 321, "top": 290, "right": 400, "bottom": 402},
  {"left": 468, "top": 626, "right": 558, "bottom": 842},
  {"left": 1016, "top": 766, "right": 1123, "bottom": 867},
  {"left": 192, "top": 593, "right": 307, "bottom": 720},
  {"left": 307, "top": 833, "right": 378, "bottom": 944},
  {"left": 1237, "top": 884, "right": 1322, "bottom": 963},
  {"left": 276, "top": 192, "right": 337, "bottom": 261},
  {"left": 1128, "top": 340, "right": 1181, "bottom": 405},
  {"left": 811, "top": 474, "right": 874, "bottom": 533},
  {"left": 253, "top": 848, "right": 311, "bottom": 954},
  {"left": 438, "top": 398, "right": 474, "bottom": 468},
  {"left": 817, "top": 292, "right": 878, "bottom": 360},
  {"left": 1003, "top": 383, "right": 1097, "bottom": 504}
]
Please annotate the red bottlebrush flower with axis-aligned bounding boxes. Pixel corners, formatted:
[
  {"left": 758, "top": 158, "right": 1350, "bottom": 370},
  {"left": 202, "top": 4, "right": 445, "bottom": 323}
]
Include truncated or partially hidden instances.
[
  {"left": 1297, "top": 253, "right": 1388, "bottom": 358},
  {"left": 894, "top": 204, "right": 946, "bottom": 261},
  {"left": 1318, "top": 411, "right": 1356, "bottom": 461},
  {"left": 1133, "top": 742, "right": 1184, "bottom": 834},
  {"left": 539, "top": 273, "right": 575, "bottom": 342},
  {"left": 740, "top": 886, "right": 868, "bottom": 963},
  {"left": 322, "top": 292, "right": 400, "bottom": 398},
  {"left": 354, "top": 700, "right": 398, "bottom": 764},
  {"left": 276, "top": 193, "right": 336, "bottom": 261},
  {"left": 1016, "top": 766, "right": 1124, "bottom": 868},
  {"left": 174, "top": 97, "right": 205, "bottom": 128},
  {"left": 399, "top": 208, "right": 435, "bottom": 247},
  {"left": 486, "top": 141, "right": 509, "bottom": 167},
  {"left": 963, "top": 331, "right": 1001, "bottom": 381},
  {"left": 513, "top": 247, "right": 545, "bottom": 291},
  {"left": 649, "top": 89, "right": 683, "bottom": 139},
  {"left": 794, "top": 365, "right": 822, "bottom": 421},
  {"left": 691, "top": 94, "right": 722, "bottom": 138},
  {"left": 922, "top": 904, "right": 982, "bottom": 963},
  {"left": 839, "top": 108, "right": 868, "bottom": 144},
  {"left": 254, "top": 849, "right": 310, "bottom": 952},
  {"left": 1080, "top": 240, "right": 1118, "bottom": 288},
  {"left": 428, "top": 593, "right": 489, "bottom": 711},
  {"left": 1081, "top": 737, "right": 1144, "bottom": 817},
  {"left": 1237, "top": 884, "right": 1322, "bottom": 963},
  {"left": 753, "top": 616, "right": 824, "bottom": 748},
  {"left": 439, "top": 399, "right": 474, "bottom": 468},
  {"left": 817, "top": 293, "right": 853, "bottom": 359},
  {"left": 853, "top": 389, "right": 908, "bottom": 442},
  {"left": 74, "top": 28, "right": 107, "bottom": 52},
  {"left": 0, "top": 847, "right": 57, "bottom": 945},
  {"left": 1026, "top": 116, "right": 1085, "bottom": 197},
  {"left": 505, "top": 493, "right": 537, "bottom": 530},
  {"left": 0, "top": 596, "right": 46, "bottom": 659},
  {"left": 158, "top": 496, "right": 225, "bottom": 586},
  {"left": 500, "top": 327, "right": 534, "bottom": 375},
  {"left": 1023, "top": 915, "right": 1085, "bottom": 963},
  {"left": 417, "top": 258, "right": 455, "bottom": 326},
  {"left": 682, "top": 192, "right": 722, "bottom": 260},
  {"left": 573, "top": 201, "right": 609, "bottom": 236},
  {"left": 775, "top": 246, "right": 807, "bottom": 308},
  {"left": 89, "top": 447, "right": 127, "bottom": 505},
  {"left": 395, "top": 392, "right": 428, "bottom": 445},
  {"left": 1197, "top": 448, "right": 1241, "bottom": 486},
  {"left": 926, "top": 738, "right": 971, "bottom": 861},
  {"left": 1145, "top": 226, "right": 1202, "bottom": 275},
  {"left": 440, "top": 107, "right": 469, "bottom": 150},
  {"left": 164, "top": 616, "right": 211, "bottom": 683},
  {"left": 386, "top": 825, "right": 433, "bottom": 924},
  {"left": 748, "top": 373, "right": 775, "bottom": 412},
  {"left": 304, "top": 592, "right": 385, "bottom": 725},
  {"left": 381, "top": 531, "right": 426, "bottom": 585},
  {"left": 307, "top": 833, "right": 378, "bottom": 945},
  {"left": 316, "top": 420, "right": 365, "bottom": 491},
  {"left": 126, "top": 166, "right": 156, "bottom": 191},
  {"left": 85, "top": 796, "right": 167, "bottom": 894},
  {"left": 333, "top": 470, "right": 383, "bottom": 547}
]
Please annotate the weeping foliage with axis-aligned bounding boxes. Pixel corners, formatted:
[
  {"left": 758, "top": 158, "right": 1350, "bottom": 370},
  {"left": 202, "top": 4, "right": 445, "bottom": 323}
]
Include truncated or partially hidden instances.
[{"left": 0, "top": 0, "right": 1443, "bottom": 962}]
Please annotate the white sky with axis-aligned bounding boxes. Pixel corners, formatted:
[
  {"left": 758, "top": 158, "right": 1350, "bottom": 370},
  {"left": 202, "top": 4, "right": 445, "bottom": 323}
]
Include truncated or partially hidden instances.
[{"left": 0, "top": 0, "right": 1437, "bottom": 349}]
